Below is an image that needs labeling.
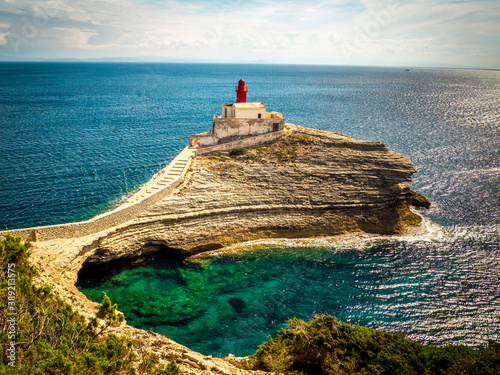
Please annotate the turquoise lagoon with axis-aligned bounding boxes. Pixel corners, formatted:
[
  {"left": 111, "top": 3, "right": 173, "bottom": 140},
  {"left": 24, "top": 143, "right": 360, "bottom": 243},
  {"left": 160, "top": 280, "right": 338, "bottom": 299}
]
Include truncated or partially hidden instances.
[{"left": 76, "top": 227, "right": 500, "bottom": 357}]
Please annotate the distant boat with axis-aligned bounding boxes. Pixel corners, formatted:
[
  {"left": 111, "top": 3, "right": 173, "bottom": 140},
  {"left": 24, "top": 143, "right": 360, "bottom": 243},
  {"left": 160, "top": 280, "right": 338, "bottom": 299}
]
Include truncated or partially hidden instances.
[{"left": 404, "top": 69, "right": 410, "bottom": 71}]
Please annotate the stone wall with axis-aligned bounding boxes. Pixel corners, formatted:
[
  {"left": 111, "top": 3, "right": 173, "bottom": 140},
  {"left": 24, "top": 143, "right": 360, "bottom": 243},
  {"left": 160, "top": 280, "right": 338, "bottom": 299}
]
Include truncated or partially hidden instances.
[
  {"left": 189, "top": 118, "right": 285, "bottom": 147},
  {"left": 188, "top": 132, "right": 218, "bottom": 147},
  {"left": 1, "top": 149, "right": 195, "bottom": 242},
  {"left": 195, "top": 130, "right": 285, "bottom": 155},
  {"left": 2, "top": 180, "right": 182, "bottom": 242}
]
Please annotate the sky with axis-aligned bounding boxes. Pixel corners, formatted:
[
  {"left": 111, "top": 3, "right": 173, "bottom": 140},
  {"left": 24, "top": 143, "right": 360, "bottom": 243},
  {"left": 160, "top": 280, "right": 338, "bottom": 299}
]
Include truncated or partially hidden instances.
[{"left": 0, "top": 0, "right": 499, "bottom": 69}]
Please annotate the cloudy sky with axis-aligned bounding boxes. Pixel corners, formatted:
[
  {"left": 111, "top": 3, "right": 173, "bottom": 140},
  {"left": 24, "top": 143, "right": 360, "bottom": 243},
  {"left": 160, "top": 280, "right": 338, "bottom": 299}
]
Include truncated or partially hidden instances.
[{"left": 0, "top": 0, "right": 498, "bottom": 68}]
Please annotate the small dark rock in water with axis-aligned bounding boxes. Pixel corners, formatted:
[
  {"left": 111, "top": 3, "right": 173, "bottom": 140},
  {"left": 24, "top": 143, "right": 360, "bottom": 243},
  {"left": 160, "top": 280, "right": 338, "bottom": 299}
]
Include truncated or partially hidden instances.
[
  {"left": 410, "top": 191, "right": 431, "bottom": 208},
  {"left": 228, "top": 297, "right": 246, "bottom": 313}
]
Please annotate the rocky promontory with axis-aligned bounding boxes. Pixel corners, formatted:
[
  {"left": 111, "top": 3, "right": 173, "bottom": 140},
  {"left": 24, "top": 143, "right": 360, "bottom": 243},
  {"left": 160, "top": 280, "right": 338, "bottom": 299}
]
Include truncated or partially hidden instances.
[
  {"left": 15, "top": 123, "right": 429, "bottom": 374},
  {"left": 86, "top": 123, "right": 429, "bottom": 264}
]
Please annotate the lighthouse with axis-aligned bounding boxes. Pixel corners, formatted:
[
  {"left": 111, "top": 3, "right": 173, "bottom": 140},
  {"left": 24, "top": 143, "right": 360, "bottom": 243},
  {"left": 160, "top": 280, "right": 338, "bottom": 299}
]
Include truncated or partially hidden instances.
[
  {"left": 218, "top": 79, "right": 285, "bottom": 120},
  {"left": 188, "top": 79, "right": 285, "bottom": 150},
  {"left": 235, "top": 79, "right": 248, "bottom": 103}
]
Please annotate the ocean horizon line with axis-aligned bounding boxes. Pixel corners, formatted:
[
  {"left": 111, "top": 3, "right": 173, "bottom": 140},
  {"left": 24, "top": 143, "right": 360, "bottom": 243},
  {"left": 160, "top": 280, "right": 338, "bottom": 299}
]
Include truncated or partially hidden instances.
[{"left": 0, "top": 58, "right": 497, "bottom": 71}]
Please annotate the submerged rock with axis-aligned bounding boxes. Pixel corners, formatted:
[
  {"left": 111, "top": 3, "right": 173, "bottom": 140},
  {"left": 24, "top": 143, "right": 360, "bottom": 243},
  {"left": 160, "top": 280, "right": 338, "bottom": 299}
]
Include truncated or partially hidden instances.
[{"left": 228, "top": 297, "right": 247, "bottom": 313}]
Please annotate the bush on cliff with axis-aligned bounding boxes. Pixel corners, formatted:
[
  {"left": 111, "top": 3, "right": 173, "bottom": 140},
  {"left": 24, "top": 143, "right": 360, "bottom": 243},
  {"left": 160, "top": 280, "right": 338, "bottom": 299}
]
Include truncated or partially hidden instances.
[
  {"left": 229, "top": 147, "right": 247, "bottom": 156},
  {"left": 246, "top": 315, "right": 500, "bottom": 375},
  {"left": 0, "top": 234, "right": 181, "bottom": 375}
]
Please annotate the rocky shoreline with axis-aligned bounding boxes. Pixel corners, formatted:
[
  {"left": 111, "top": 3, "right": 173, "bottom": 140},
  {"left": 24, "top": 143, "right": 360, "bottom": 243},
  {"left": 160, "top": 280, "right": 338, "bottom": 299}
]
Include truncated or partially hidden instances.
[{"left": 14, "top": 124, "right": 430, "bottom": 374}]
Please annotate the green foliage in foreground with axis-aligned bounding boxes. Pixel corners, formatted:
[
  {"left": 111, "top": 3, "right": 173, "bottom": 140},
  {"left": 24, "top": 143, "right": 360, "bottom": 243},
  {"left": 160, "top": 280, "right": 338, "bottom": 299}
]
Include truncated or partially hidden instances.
[
  {"left": 246, "top": 315, "right": 500, "bottom": 375},
  {"left": 0, "top": 234, "right": 181, "bottom": 375}
]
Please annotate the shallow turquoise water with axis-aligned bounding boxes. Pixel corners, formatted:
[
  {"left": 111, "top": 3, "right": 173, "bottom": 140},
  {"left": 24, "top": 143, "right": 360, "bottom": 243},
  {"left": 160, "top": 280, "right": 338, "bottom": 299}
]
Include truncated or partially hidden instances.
[{"left": 77, "top": 231, "right": 500, "bottom": 357}]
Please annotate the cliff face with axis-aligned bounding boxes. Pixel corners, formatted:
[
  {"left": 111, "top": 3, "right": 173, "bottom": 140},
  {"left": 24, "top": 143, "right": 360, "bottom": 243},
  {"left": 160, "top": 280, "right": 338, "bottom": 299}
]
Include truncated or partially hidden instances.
[
  {"left": 23, "top": 123, "right": 429, "bottom": 374},
  {"left": 87, "top": 124, "right": 426, "bottom": 264}
]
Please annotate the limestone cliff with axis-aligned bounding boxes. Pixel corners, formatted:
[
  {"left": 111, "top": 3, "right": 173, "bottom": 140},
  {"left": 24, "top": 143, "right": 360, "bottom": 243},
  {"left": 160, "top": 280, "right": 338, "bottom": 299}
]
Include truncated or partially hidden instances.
[
  {"left": 19, "top": 123, "right": 430, "bottom": 374},
  {"left": 86, "top": 124, "right": 428, "bottom": 264}
]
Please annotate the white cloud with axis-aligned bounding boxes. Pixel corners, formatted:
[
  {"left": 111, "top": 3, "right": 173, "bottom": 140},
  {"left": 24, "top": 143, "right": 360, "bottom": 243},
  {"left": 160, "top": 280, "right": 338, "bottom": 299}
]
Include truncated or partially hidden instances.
[
  {"left": 87, "top": 26, "right": 122, "bottom": 45},
  {"left": 0, "top": 0, "right": 498, "bottom": 68},
  {"left": 323, "top": 0, "right": 500, "bottom": 66}
]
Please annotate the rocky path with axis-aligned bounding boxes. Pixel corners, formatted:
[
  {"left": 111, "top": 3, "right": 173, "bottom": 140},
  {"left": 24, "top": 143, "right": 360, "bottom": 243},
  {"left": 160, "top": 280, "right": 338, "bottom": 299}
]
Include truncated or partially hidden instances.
[
  {"left": 1, "top": 146, "right": 198, "bottom": 242},
  {"left": 124, "top": 145, "right": 197, "bottom": 204}
]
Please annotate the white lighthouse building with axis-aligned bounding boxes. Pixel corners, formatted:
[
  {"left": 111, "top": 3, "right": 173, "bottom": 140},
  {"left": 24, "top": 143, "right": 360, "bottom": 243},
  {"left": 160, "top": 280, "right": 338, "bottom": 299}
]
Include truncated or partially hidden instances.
[{"left": 189, "top": 79, "right": 285, "bottom": 151}]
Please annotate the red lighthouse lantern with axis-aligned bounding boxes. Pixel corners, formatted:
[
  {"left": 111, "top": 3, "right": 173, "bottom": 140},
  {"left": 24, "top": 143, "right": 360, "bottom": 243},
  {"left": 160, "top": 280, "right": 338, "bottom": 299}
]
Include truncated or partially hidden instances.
[{"left": 235, "top": 79, "right": 248, "bottom": 103}]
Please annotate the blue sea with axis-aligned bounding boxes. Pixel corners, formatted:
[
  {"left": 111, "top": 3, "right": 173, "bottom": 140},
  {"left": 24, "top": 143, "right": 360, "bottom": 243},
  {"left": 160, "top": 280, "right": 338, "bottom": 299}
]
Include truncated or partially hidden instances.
[{"left": 1, "top": 63, "right": 499, "bottom": 357}]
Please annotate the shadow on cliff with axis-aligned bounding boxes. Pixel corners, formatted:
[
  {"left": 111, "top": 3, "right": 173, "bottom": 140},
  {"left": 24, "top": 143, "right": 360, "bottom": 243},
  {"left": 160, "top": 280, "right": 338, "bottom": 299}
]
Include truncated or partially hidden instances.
[{"left": 76, "top": 243, "right": 186, "bottom": 287}]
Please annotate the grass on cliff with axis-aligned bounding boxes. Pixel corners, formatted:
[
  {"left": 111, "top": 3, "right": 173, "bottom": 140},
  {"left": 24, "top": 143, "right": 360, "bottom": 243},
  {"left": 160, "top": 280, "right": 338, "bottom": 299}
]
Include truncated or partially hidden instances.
[
  {"left": 244, "top": 315, "right": 500, "bottom": 375},
  {"left": 0, "top": 234, "right": 181, "bottom": 375},
  {"left": 205, "top": 131, "right": 317, "bottom": 179},
  {"left": 216, "top": 131, "right": 317, "bottom": 164},
  {"left": 243, "top": 131, "right": 316, "bottom": 164}
]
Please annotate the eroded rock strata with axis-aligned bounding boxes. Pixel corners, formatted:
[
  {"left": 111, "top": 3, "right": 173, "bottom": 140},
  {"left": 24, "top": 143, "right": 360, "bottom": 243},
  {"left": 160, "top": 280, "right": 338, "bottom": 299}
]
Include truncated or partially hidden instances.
[
  {"left": 86, "top": 124, "right": 428, "bottom": 265},
  {"left": 23, "top": 123, "right": 430, "bottom": 374}
]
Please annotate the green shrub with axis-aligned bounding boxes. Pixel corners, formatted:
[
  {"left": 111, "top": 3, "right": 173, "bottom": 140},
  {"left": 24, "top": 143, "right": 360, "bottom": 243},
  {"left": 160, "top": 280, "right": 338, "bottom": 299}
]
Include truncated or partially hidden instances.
[
  {"left": 155, "top": 360, "right": 181, "bottom": 375},
  {"left": 229, "top": 148, "right": 247, "bottom": 156},
  {"left": 0, "top": 234, "right": 182, "bottom": 374},
  {"left": 248, "top": 315, "right": 500, "bottom": 375}
]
